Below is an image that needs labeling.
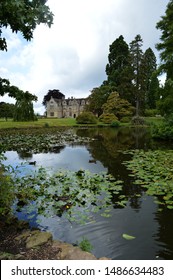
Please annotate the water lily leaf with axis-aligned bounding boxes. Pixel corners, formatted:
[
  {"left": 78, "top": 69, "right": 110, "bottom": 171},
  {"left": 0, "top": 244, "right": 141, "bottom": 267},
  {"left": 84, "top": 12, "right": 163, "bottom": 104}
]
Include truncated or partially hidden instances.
[{"left": 122, "top": 234, "right": 136, "bottom": 240}]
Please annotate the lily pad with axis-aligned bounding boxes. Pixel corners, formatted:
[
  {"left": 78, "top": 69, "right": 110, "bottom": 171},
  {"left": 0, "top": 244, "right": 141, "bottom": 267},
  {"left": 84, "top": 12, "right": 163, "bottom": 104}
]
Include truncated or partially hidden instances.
[{"left": 122, "top": 233, "right": 136, "bottom": 240}]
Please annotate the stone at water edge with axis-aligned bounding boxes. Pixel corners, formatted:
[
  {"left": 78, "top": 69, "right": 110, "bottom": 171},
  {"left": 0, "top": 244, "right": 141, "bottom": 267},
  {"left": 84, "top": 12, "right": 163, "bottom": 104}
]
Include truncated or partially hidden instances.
[{"left": 26, "top": 231, "right": 52, "bottom": 249}]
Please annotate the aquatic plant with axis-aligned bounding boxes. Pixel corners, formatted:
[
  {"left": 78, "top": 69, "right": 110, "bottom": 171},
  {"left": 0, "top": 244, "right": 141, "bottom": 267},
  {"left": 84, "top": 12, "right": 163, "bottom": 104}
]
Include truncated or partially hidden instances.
[
  {"left": 12, "top": 167, "right": 124, "bottom": 223},
  {"left": 0, "top": 128, "right": 91, "bottom": 154},
  {"left": 123, "top": 149, "right": 173, "bottom": 209},
  {"left": 77, "top": 237, "right": 93, "bottom": 252}
]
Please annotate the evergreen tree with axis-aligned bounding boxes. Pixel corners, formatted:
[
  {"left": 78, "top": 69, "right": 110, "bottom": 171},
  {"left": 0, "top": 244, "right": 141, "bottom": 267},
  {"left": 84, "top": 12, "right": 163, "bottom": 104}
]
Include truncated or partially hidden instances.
[
  {"left": 105, "top": 35, "right": 133, "bottom": 101},
  {"left": 102, "top": 91, "right": 134, "bottom": 120},
  {"left": 106, "top": 35, "right": 129, "bottom": 85},
  {"left": 156, "top": 0, "right": 173, "bottom": 79},
  {"left": 129, "top": 34, "right": 144, "bottom": 115},
  {"left": 157, "top": 79, "right": 173, "bottom": 116},
  {"left": 146, "top": 73, "right": 160, "bottom": 110},
  {"left": 156, "top": 0, "right": 173, "bottom": 116},
  {"left": 141, "top": 48, "right": 158, "bottom": 109}
]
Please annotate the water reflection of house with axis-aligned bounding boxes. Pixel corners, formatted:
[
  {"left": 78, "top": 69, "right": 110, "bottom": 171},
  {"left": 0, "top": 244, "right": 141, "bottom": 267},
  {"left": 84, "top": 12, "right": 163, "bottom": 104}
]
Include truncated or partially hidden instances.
[{"left": 46, "top": 94, "right": 87, "bottom": 118}]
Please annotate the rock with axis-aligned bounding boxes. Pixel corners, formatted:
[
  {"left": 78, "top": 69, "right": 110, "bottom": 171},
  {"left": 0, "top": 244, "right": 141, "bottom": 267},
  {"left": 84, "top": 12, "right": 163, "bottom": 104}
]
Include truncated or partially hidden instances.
[
  {"left": 15, "top": 230, "right": 31, "bottom": 241},
  {"left": 64, "top": 247, "right": 97, "bottom": 260},
  {"left": 26, "top": 231, "right": 52, "bottom": 249},
  {"left": 52, "top": 240, "right": 97, "bottom": 260}
]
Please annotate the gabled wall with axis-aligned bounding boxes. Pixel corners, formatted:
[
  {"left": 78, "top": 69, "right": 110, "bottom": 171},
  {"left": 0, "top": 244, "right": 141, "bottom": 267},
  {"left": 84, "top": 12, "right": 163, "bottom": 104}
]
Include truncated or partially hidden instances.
[{"left": 46, "top": 96, "right": 87, "bottom": 118}]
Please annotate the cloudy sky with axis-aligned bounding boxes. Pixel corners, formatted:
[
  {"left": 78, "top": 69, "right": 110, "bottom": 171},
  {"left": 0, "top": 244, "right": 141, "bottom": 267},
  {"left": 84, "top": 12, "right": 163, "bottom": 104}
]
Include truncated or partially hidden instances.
[{"left": 0, "top": 0, "right": 169, "bottom": 114}]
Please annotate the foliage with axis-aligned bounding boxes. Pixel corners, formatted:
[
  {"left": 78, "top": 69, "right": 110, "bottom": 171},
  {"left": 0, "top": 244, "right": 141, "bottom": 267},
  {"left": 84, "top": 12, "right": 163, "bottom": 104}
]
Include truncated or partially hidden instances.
[
  {"left": 140, "top": 49, "right": 159, "bottom": 111},
  {"left": 42, "top": 89, "right": 65, "bottom": 106},
  {"left": 86, "top": 85, "right": 116, "bottom": 116},
  {"left": 0, "top": 1, "right": 53, "bottom": 120},
  {"left": 151, "top": 117, "right": 173, "bottom": 140},
  {"left": 157, "top": 79, "right": 173, "bottom": 116},
  {"left": 102, "top": 91, "right": 134, "bottom": 120},
  {"left": 88, "top": 34, "right": 159, "bottom": 119},
  {"left": 156, "top": 0, "right": 173, "bottom": 79},
  {"left": 0, "top": 102, "right": 15, "bottom": 120},
  {"left": 106, "top": 35, "right": 129, "bottom": 83},
  {"left": 105, "top": 35, "right": 134, "bottom": 102},
  {"left": 78, "top": 237, "right": 93, "bottom": 252},
  {"left": 110, "top": 120, "right": 120, "bottom": 128},
  {"left": 145, "top": 109, "right": 158, "bottom": 117},
  {"left": 131, "top": 116, "right": 145, "bottom": 126},
  {"left": 122, "top": 234, "right": 136, "bottom": 240},
  {"left": 146, "top": 72, "right": 160, "bottom": 109},
  {"left": 99, "top": 113, "right": 118, "bottom": 124},
  {"left": 76, "top": 112, "right": 97, "bottom": 124},
  {"left": 123, "top": 149, "right": 173, "bottom": 209},
  {"left": 10, "top": 168, "right": 124, "bottom": 223},
  {"left": 0, "top": 79, "right": 37, "bottom": 121},
  {"left": 0, "top": 128, "right": 91, "bottom": 154},
  {"left": 129, "top": 34, "right": 144, "bottom": 115},
  {"left": 0, "top": 0, "right": 53, "bottom": 51},
  {"left": 120, "top": 116, "right": 131, "bottom": 123},
  {"left": 14, "top": 98, "right": 35, "bottom": 122},
  {"left": 0, "top": 77, "right": 10, "bottom": 95},
  {"left": 0, "top": 153, "right": 15, "bottom": 217}
]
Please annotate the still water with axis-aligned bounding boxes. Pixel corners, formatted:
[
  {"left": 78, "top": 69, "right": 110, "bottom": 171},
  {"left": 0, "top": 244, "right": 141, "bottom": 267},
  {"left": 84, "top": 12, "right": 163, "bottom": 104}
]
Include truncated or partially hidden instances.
[{"left": 3, "top": 127, "right": 173, "bottom": 259}]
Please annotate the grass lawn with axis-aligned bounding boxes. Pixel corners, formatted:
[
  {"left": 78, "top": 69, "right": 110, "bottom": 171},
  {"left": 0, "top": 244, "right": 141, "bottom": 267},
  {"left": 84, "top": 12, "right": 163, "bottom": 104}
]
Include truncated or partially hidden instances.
[
  {"left": 0, "top": 116, "right": 164, "bottom": 130},
  {"left": 145, "top": 116, "right": 164, "bottom": 125},
  {"left": 0, "top": 118, "right": 77, "bottom": 129}
]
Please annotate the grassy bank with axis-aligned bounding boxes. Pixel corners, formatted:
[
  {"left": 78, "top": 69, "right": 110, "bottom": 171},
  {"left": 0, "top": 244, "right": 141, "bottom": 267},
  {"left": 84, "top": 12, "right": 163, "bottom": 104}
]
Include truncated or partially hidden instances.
[
  {"left": 0, "top": 118, "right": 77, "bottom": 129},
  {"left": 0, "top": 116, "right": 164, "bottom": 130}
]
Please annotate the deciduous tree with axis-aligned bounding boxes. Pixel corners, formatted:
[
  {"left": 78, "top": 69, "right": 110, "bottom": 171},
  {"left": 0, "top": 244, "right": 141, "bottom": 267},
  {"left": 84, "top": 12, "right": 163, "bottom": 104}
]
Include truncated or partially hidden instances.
[
  {"left": 86, "top": 85, "right": 116, "bottom": 116},
  {"left": 42, "top": 89, "right": 65, "bottom": 106},
  {"left": 0, "top": 0, "right": 53, "bottom": 51},
  {"left": 0, "top": 102, "right": 15, "bottom": 120}
]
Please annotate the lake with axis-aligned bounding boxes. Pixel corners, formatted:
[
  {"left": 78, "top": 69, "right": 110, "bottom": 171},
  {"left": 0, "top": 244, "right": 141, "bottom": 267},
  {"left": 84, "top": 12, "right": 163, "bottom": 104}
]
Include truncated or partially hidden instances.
[{"left": 2, "top": 126, "right": 173, "bottom": 259}]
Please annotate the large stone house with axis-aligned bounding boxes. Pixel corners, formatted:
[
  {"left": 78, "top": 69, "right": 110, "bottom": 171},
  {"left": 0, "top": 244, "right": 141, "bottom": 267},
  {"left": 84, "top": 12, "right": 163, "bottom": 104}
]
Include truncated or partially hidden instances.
[{"left": 46, "top": 94, "right": 87, "bottom": 118}]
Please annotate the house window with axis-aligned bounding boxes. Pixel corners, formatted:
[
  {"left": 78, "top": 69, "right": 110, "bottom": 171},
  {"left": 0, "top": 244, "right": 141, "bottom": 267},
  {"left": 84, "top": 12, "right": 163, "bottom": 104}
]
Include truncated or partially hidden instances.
[{"left": 50, "top": 112, "right": 54, "bottom": 117}]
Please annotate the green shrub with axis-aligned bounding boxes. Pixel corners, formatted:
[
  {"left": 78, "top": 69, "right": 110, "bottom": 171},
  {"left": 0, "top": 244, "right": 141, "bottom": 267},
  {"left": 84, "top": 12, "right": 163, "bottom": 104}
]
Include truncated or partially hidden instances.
[
  {"left": 0, "top": 154, "right": 14, "bottom": 217},
  {"left": 76, "top": 112, "right": 97, "bottom": 124},
  {"left": 151, "top": 120, "right": 173, "bottom": 140},
  {"left": 44, "top": 122, "right": 50, "bottom": 128},
  {"left": 145, "top": 109, "right": 158, "bottom": 117},
  {"left": 110, "top": 120, "right": 120, "bottom": 127},
  {"left": 120, "top": 116, "right": 131, "bottom": 123},
  {"left": 99, "top": 113, "right": 118, "bottom": 124},
  {"left": 131, "top": 116, "right": 145, "bottom": 126}
]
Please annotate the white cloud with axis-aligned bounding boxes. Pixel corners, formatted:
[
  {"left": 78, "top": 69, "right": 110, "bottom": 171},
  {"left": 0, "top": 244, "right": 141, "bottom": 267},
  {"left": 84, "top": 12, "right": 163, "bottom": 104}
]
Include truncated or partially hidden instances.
[{"left": 0, "top": 0, "right": 169, "bottom": 114}]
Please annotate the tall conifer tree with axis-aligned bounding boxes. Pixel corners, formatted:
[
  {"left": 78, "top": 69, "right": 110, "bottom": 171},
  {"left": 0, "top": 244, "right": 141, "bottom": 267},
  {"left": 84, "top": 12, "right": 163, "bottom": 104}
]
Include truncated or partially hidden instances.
[
  {"left": 129, "top": 34, "right": 144, "bottom": 115},
  {"left": 156, "top": 0, "right": 173, "bottom": 79},
  {"left": 106, "top": 35, "right": 134, "bottom": 102}
]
